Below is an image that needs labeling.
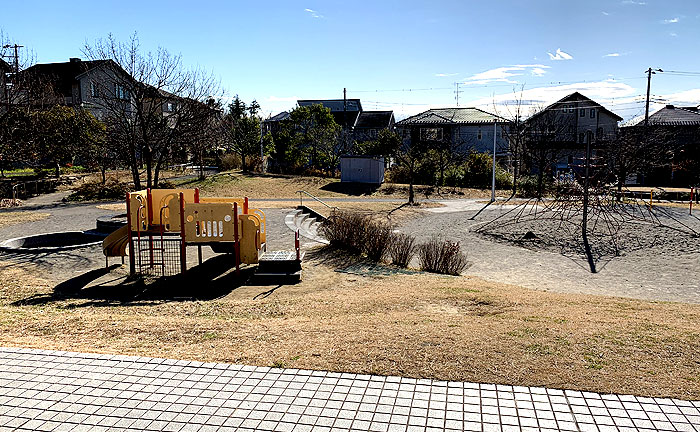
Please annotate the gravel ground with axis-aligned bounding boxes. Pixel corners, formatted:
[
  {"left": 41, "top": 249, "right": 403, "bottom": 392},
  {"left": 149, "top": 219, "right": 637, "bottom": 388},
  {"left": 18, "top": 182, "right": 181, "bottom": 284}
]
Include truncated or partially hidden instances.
[
  {"left": 397, "top": 200, "right": 700, "bottom": 304},
  {"left": 2, "top": 194, "right": 699, "bottom": 304},
  {"left": 0, "top": 192, "right": 302, "bottom": 284}
]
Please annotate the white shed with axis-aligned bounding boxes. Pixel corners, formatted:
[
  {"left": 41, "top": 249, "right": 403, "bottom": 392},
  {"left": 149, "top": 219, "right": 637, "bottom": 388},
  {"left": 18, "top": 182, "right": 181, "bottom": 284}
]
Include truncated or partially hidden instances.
[{"left": 340, "top": 156, "right": 385, "bottom": 184}]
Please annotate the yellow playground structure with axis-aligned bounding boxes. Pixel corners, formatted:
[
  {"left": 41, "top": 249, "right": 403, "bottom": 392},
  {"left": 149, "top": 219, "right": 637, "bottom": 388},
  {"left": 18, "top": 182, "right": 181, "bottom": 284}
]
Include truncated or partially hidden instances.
[{"left": 102, "top": 188, "right": 302, "bottom": 278}]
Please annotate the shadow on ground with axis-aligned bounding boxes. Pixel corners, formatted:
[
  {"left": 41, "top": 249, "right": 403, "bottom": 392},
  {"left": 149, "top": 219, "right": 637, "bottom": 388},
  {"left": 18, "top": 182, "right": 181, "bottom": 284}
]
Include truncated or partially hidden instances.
[
  {"left": 319, "top": 182, "right": 382, "bottom": 196},
  {"left": 12, "top": 254, "right": 297, "bottom": 308}
]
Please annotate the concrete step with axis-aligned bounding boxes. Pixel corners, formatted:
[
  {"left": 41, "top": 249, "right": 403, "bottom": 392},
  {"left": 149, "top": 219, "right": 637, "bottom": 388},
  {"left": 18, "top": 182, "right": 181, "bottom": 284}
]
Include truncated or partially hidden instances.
[{"left": 285, "top": 209, "right": 328, "bottom": 245}]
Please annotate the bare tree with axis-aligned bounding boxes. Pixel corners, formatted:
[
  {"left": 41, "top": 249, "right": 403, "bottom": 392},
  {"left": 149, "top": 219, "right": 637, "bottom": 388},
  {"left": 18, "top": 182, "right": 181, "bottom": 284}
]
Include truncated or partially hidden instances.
[
  {"left": 83, "top": 33, "right": 223, "bottom": 189},
  {"left": 492, "top": 87, "right": 528, "bottom": 198}
]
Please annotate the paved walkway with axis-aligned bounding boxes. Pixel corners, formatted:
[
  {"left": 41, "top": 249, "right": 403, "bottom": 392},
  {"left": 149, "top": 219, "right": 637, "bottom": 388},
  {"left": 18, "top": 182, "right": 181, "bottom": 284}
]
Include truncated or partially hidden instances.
[{"left": 0, "top": 348, "right": 698, "bottom": 432}]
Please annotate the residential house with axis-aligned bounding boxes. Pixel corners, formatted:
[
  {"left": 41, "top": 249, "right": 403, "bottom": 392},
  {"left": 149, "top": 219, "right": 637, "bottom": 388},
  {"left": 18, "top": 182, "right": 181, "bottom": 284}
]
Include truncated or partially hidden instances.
[
  {"left": 524, "top": 92, "right": 622, "bottom": 175},
  {"left": 266, "top": 100, "right": 396, "bottom": 145},
  {"left": 625, "top": 104, "right": 700, "bottom": 185},
  {"left": 15, "top": 57, "right": 135, "bottom": 119},
  {"left": 395, "top": 107, "right": 510, "bottom": 156},
  {"left": 353, "top": 110, "right": 395, "bottom": 142},
  {"left": 297, "top": 99, "right": 362, "bottom": 131},
  {"left": 262, "top": 111, "right": 290, "bottom": 135}
]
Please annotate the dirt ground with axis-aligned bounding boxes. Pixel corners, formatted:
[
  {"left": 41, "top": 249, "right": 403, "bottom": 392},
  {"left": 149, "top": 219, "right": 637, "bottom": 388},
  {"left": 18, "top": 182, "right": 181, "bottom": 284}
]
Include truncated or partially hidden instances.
[
  {"left": 0, "top": 211, "right": 50, "bottom": 229},
  {"left": 181, "top": 170, "right": 507, "bottom": 201},
  {"left": 0, "top": 252, "right": 698, "bottom": 401}
]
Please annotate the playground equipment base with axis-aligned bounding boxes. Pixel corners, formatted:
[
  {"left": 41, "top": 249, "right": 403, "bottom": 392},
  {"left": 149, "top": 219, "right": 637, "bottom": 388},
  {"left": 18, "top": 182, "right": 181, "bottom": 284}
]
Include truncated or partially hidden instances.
[{"left": 255, "top": 250, "right": 304, "bottom": 279}]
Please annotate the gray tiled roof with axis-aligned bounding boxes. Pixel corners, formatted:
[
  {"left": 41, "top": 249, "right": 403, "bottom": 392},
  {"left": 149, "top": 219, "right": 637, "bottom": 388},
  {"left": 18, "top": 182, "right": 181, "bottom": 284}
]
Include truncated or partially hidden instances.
[
  {"left": 396, "top": 107, "right": 506, "bottom": 125},
  {"left": 264, "top": 111, "right": 290, "bottom": 122},
  {"left": 636, "top": 105, "right": 700, "bottom": 126}
]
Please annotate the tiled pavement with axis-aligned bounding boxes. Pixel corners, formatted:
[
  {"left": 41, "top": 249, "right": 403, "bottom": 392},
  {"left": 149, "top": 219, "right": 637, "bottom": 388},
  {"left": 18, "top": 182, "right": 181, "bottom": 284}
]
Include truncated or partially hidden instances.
[{"left": 0, "top": 348, "right": 698, "bottom": 432}]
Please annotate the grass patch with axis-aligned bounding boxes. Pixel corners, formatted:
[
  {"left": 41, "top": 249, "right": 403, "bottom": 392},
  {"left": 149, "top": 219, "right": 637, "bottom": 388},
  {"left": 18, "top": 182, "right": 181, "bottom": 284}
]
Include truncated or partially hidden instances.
[{"left": 0, "top": 259, "right": 699, "bottom": 400}]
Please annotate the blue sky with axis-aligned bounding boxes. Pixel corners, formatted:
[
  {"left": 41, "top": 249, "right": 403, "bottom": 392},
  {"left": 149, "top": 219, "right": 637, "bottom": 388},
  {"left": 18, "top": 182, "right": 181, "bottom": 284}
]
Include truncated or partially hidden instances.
[{"left": 2, "top": 0, "right": 700, "bottom": 121}]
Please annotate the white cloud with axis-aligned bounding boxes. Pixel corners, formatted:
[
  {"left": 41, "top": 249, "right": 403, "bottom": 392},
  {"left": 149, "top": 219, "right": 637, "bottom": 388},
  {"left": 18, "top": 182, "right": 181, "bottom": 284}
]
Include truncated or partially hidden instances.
[
  {"left": 304, "top": 8, "right": 324, "bottom": 18},
  {"left": 547, "top": 48, "right": 573, "bottom": 61},
  {"left": 602, "top": 11, "right": 610, "bottom": 15},
  {"left": 604, "top": 53, "right": 621, "bottom": 57},
  {"left": 663, "top": 17, "right": 679, "bottom": 24},
  {"left": 462, "top": 64, "right": 550, "bottom": 85},
  {"left": 622, "top": 1, "right": 646, "bottom": 5},
  {"left": 435, "top": 73, "right": 458, "bottom": 77},
  {"left": 670, "top": 32, "right": 678, "bottom": 37}
]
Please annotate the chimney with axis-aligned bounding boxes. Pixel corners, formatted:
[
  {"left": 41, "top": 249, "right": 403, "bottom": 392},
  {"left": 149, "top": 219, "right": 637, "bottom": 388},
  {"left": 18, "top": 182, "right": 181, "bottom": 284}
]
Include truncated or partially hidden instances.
[{"left": 69, "top": 58, "right": 81, "bottom": 63}]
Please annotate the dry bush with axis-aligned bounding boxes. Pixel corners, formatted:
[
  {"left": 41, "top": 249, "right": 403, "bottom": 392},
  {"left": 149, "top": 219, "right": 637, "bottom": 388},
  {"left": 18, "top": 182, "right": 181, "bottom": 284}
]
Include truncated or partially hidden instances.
[
  {"left": 320, "top": 210, "right": 393, "bottom": 261},
  {"left": 219, "top": 153, "right": 241, "bottom": 171},
  {"left": 390, "top": 233, "right": 417, "bottom": 267},
  {"left": 364, "top": 219, "right": 393, "bottom": 261},
  {"left": 68, "top": 178, "right": 131, "bottom": 201},
  {"left": 418, "top": 236, "right": 468, "bottom": 275},
  {"left": 320, "top": 211, "right": 367, "bottom": 253}
]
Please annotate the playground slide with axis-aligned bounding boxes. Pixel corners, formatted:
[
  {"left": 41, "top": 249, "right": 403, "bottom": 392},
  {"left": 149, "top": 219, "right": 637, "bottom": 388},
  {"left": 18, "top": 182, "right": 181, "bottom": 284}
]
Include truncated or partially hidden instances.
[{"left": 102, "top": 225, "right": 129, "bottom": 257}]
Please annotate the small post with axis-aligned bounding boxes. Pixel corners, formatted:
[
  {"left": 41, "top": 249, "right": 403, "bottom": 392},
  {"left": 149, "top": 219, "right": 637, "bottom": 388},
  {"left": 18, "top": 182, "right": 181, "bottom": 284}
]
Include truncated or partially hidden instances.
[
  {"left": 233, "top": 202, "right": 240, "bottom": 276},
  {"left": 690, "top": 187, "right": 694, "bottom": 215},
  {"left": 198, "top": 245, "right": 203, "bottom": 265},
  {"left": 649, "top": 190, "right": 653, "bottom": 209},
  {"left": 147, "top": 188, "right": 154, "bottom": 268},
  {"left": 194, "top": 188, "right": 200, "bottom": 203},
  {"left": 295, "top": 230, "right": 300, "bottom": 261},
  {"left": 126, "top": 192, "right": 135, "bottom": 276},
  {"left": 244, "top": 197, "right": 249, "bottom": 214},
  {"left": 179, "top": 192, "right": 187, "bottom": 274}
]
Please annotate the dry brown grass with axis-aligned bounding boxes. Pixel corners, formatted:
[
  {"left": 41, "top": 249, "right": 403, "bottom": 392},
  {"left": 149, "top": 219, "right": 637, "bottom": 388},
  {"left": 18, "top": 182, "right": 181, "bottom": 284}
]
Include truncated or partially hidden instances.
[
  {"left": 1, "top": 256, "right": 698, "bottom": 400},
  {"left": 183, "top": 171, "right": 500, "bottom": 201},
  {"left": 0, "top": 211, "right": 50, "bottom": 228},
  {"left": 95, "top": 196, "right": 443, "bottom": 224}
]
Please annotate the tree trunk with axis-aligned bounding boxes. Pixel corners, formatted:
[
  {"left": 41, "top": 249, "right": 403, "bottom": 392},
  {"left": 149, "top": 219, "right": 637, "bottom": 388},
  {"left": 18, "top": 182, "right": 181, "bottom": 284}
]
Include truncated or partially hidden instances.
[
  {"left": 241, "top": 153, "right": 247, "bottom": 173},
  {"left": 511, "top": 152, "right": 518, "bottom": 198},
  {"left": 146, "top": 159, "right": 152, "bottom": 189},
  {"left": 616, "top": 166, "right": 625, "bottom": 201},
  {"left": 408, "top": 170, "right": 415, "bottom": 205},
  {"left": 55, "top": 161, "right": 60, "bottom": 178}
]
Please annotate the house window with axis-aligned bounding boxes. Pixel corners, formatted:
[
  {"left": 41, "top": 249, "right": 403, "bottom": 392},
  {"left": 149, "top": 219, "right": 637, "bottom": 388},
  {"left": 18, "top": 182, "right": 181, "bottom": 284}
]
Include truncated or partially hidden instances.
[
  {"left": 590, "top": 108, "right": 596, "bottom": 118},
  {"left": 114, "top": 83, "right": 130, "bottom": 100},
  {"left": 420, "top": 127, "right": 443, "bottom": 141},
  {"left": 166, "top": 102, "right": 174, "bottom": 112},
  {"left": 580, "top": 108, "right": 585, "bottom": 117},
  {"left": 90, "top": 81, "right": 99, "bottom": 98},
  {"left": 477, "top": 130, "right": 482, "bottom": 140},
  {"left": 569, "top": 105, "right": 575, "bottom": 113},
  {"left": 579, "top": 132, "right": 585, "bottom": 143}
]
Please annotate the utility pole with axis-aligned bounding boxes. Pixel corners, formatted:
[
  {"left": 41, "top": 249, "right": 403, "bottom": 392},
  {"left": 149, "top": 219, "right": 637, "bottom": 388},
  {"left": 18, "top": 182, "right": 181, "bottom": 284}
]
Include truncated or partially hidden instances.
[
  {"left": 2, "top": 44, "right": 23, "bottom": 113},
  {"left": 455, "top": 82, "right": 461, "bottom": 107},
  {"left": 491, "top": 119, "right": 497, "bottom": 202},
  {"left": 644, "top": 68, "right": 663, "bottom": 126},
  {"left": 343, "top": 87, "right": 347, "bottom": 130}
]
